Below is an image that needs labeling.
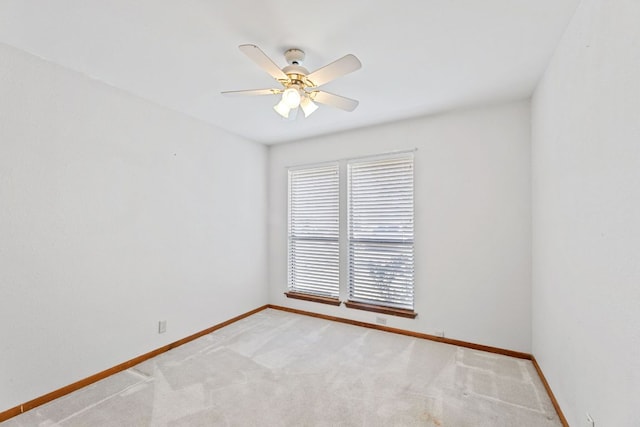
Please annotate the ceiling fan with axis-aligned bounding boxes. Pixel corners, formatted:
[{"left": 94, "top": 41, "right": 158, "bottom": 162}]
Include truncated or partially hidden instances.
[{"left": 222, "top": 44, "right": 362, "bottom": 119}]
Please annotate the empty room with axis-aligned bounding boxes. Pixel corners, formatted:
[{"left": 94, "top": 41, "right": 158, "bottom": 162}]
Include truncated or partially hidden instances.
[{"left": 1, "top": 1, "right": 638, "bottom": 426}]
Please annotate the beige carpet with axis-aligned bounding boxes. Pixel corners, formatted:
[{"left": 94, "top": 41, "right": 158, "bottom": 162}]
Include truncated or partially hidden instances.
[{"left": 3, "top": 308, "right": 561, "bottom": 426}]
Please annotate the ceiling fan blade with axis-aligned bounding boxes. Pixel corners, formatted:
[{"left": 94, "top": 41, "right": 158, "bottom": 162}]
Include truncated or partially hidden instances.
[
  {"left": 221, "top": 88, "right": 282, "bottom": 97},
  {"left": 239, "top": 44, "right": 288, "bottom": 81},
  {"left": 306, "top": 54, "right": 362, "bottom": 87},
  {"left": 310, "top": 91, "right": 359, "bottom": 112}
]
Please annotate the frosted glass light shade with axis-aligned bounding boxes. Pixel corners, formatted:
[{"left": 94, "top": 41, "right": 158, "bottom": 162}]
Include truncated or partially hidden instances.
[
  {"left": 282, "top": 88, "right": 301, "bottom": 108},
  {"left": 274, "top": 99, "right": 291, "bottom": 118},
  {"left": 300, "top": 96, "right": 319, "bottom": 117}
]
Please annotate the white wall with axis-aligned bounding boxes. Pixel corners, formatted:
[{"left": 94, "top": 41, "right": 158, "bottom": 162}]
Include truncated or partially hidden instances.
[
  {"left": 269, "top": 101, "right": 532, "bottom": 353},
  {"left": 531, "top": 1, "right": 640, "bottom": 426},
  {"left": 0, "top": 43, "right": 268, "bottom": 411}
]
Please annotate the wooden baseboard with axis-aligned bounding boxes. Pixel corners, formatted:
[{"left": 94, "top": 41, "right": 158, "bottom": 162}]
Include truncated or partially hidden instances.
[
  {"left": 267, "top": 304, "right": 531, "bottom": 360},
  {"left": 0, "top": 305, "right": 269, "bottom": 423},
  {"left": 531, "top": 356, "right": 569, "bottom": 427}
]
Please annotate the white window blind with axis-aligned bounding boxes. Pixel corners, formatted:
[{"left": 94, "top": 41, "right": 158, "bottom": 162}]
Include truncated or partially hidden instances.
[
  {"left": 348, "top": 154, "right": 414, "bottom": 310},
  {"left": 288, "top": 164, "right": 340, "bottom": 298}
]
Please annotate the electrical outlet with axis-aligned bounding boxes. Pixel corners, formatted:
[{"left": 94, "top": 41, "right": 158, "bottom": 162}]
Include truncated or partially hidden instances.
[
  {"left": 586, "top": 413, "right": 594, "bottom": 427},
  {"left": 158, "top": 320, "right": 167, "bottom": 334},
  {"left": 434, "top": 330, "right": 445, "bottom": 338},
  {"left": 376, "top": 316, "right": 387, "bottom": 325}
]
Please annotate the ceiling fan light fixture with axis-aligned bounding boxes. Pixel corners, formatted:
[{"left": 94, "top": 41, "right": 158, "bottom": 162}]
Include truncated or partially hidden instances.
[
  {"left": 273, "top": 99, "right": 291, "bottom": 118},
  {"left": 282, "top": 87, "right": 301, "bottom": 108},
  {"left": 300, "top": 95, "right": 318, "bottom": 117}
]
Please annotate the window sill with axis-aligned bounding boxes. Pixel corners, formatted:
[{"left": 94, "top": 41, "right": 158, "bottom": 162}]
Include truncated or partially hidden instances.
[
  {"left": 284, "top": 292, "right": 342, "bottom": 306},
  {"left": 345, "top": 301, "right": 417, "bottom": 318}
]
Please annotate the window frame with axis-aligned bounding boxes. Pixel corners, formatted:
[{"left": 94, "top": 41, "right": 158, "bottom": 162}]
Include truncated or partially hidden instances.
[{"left": 284, "top": 151, "right": 417, "bottom": 318}]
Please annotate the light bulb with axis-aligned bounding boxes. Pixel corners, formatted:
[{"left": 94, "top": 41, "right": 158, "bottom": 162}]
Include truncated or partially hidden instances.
[
  {"left": 282, "top": 87, "right": 301, "bottom": 108},
  {"left": 273, "top": 99, "right": 291, "bottom": 118},
  {"left": 300, "top": 96, "right": 319, "bottom": 117}
]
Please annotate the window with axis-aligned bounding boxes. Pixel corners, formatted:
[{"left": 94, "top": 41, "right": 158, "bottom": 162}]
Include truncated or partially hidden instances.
[
  {"left": 346, "top": 154, "right": 415, "bottom": 317},
  {"left": 285, "top": 152, "right": 416, "bottom": 317},
  {"left": 287, "top": 164, "right": 340, "bottom": 305}
]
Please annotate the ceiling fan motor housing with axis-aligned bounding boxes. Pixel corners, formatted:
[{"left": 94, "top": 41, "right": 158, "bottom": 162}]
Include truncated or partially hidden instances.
[{"left": 282, "top": 49, "right": 311, "bottom": 88}]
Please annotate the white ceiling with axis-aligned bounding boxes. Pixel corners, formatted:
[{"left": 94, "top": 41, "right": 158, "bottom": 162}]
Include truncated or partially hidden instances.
[{"left": 0, "top": 0, "right": 580, "bottom": 144}]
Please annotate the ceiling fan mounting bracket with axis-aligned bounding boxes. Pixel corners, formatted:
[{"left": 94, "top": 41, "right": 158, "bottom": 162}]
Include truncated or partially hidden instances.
[{"left": 284, "top": 48, "right": 305, "bottom": 65}]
